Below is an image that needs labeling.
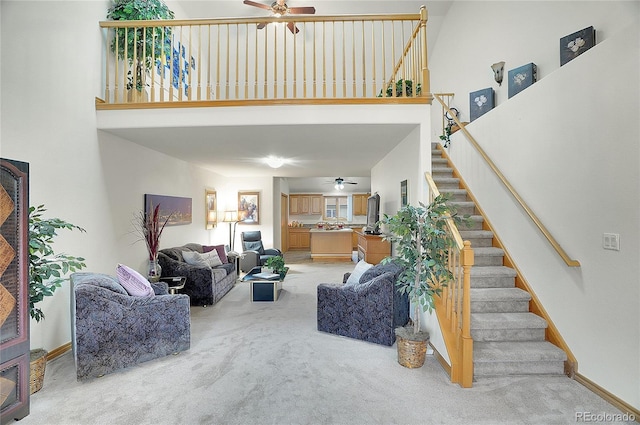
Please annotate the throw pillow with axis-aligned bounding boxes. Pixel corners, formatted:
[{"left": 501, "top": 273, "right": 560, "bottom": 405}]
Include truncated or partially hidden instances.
[
  {"left": 344, "top": 260, "right": 373, "bottom": 287},
  {"left": 203, "top": 244, "right": 228, "bottom": 264},
  {"left": 116, "top": 264, "right": 155, "bottom": 297},
  {"left": 182, "top": 250, "right": 223, "bottom": 268}
]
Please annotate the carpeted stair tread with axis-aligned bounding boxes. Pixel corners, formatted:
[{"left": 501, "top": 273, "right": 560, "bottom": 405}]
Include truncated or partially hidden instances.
[
  {"left": 474, "top": 341, "right": 567, "bottom": 363},
  {"left": 470, "top": 266, "right": 516, "bottom": 278},
  {"left": 471, "top": 312, "right": 547, "bottom": 330},
  {"left": 432, "top": 177, "right": 460, "bottom": 185}
]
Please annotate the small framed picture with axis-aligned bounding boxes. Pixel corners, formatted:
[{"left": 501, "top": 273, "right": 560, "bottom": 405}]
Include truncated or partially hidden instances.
[
  {"left": 469, "top": 87, "right": 495, "bottom": 121},
  {"left": 238, "top": 191, "right": 260, "bottom": 224},
  {"left": 400, "top": 180, "right": 408, "bottom": 207},
  {"left": 560, "top": 26, "right": 596, "bottom": 66},
  {"left": 205, "top": 189, "right": 217, "bottom": 229}
]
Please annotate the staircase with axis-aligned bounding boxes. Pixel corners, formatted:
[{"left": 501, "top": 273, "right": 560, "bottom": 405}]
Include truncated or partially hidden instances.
[{"left": 431, "top": 143, "right": 567, "bottom": 378}]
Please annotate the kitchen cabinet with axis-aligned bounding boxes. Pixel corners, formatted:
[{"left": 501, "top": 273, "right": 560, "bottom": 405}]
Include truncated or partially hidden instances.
[
  {"left": 353, "top": 194, "right": 370, "bottom": 216},
  {"left": 290, "top": 194, "right": 323, "bottom": 216},
  {"left": 288, "top": 227, "right": 310, "bottom": 250}
]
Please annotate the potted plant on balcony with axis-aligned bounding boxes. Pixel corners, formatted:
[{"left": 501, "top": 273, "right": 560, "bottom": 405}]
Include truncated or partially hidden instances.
[
  {"left": 106, "top": 0, "right": 175, "bottom": 102},
  {"left": 28, "top": 204, "right": 86, "bottom": 393},
  {"left": 380, "top": 194, "right": 464, "bottom": 368},
  {"left": 378, "top": 79, "right": 422, "bottom": 97}
]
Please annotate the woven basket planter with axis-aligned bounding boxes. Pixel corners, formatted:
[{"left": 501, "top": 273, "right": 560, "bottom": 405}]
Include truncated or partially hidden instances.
[
  {"left": 395, "top": 327, "right": 429, "bottom": 368},
  {"left": 29, "top": 349, "right": 48, "bottom": 394}
]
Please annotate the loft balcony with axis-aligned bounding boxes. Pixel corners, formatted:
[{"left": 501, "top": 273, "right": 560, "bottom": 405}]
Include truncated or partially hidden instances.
[{"left": 96, "top": 7, "right": 432, "bottom": 110}]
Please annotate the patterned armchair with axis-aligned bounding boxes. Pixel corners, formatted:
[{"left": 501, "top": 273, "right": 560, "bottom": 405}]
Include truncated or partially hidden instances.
[
  {"left": 317, "top": 262, "right": 409, "bottom": 346},
  {"left": 70, "top": 272, "right": 190, "bottom": 380}
]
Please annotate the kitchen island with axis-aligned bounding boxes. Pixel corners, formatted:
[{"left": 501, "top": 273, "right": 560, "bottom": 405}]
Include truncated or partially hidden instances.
[{"left": 309, "top": 228, "right": 354, "bottom": 262}]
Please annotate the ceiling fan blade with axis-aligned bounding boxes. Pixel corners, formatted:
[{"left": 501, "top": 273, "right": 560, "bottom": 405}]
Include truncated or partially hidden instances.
[
  {"left": 243, "top": 0, "right": 272, "bottom": 11},
  {"left": 287, "top": 22, "right": 299, "bottom": 34},
  {"left": 345, "top": 182, "right": 358, "bottom": 184},
  {"left": 257, "top": 22, "right": 268, "bottom": 29},
  {"left": 288, "top": 6, "right": 316, "bottom": 14}
]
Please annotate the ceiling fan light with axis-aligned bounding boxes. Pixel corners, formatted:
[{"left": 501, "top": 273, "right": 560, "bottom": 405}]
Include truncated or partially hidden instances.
[{"left": 265, "top": 156, "right": 286, "bottom": 168}]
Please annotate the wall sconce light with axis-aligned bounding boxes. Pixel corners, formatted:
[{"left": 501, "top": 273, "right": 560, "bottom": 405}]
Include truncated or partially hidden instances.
[{"left": 491, "top": 61, "right": 505, "bottom": 86}]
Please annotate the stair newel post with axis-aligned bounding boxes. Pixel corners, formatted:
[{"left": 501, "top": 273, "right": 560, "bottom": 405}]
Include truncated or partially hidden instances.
[
  {"left": 419, "top": 5, "right": 430, "bottom": 96},
  {"left": 461, "top": 240, "right": 474, "bottom": 388}
]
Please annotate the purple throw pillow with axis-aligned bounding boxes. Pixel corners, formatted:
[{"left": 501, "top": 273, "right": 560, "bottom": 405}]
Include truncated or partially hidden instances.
[
  {"left": 203, "top": 244, "right": 228, "bottom": 264},
  {"left": 116, "top": 264, "right": 155, "bottom": 297}
]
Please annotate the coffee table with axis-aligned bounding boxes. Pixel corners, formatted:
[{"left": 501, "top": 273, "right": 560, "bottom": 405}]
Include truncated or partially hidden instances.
[{"left": 241, "top": 267, "right": 288, "bottom": 302}]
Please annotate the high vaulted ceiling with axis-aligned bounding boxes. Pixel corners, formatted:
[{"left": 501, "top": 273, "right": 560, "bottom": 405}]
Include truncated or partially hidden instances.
[{"left": 106, "top": 1, "right": 451, "bottom": 193}]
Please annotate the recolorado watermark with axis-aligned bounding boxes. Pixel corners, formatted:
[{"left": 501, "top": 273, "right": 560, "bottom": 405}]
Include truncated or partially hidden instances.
[{"left": 575, "top": 411, "right": 636, "bottom": 422}]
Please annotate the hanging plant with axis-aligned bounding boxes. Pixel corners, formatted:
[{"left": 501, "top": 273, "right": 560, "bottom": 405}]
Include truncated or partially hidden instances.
[{"left": 378, "top": 79, "right": 423, "bottom": 97}]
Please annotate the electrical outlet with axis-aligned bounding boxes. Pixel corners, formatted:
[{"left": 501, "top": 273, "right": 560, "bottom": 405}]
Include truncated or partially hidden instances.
[{"left": 603, "top": 233, "right": 620, "bottom": 251}]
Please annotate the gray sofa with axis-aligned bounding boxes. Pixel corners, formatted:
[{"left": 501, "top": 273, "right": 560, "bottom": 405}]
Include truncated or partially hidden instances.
[
  {"left": 70, "top": 272, "right": 190, "bottom": 380},
  {"left": 158, "top": 243, "right": 236, "bottom": 306}
]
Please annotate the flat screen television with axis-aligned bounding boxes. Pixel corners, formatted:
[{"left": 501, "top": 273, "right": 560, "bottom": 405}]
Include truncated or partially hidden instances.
[{"left": 365, "top": 193, "right": 381, "bottom": 234}]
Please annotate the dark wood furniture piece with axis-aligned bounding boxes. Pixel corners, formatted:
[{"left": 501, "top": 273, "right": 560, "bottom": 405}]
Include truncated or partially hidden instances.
[{"left": 0, "top": 158, "right": 30, "bottom": 424}]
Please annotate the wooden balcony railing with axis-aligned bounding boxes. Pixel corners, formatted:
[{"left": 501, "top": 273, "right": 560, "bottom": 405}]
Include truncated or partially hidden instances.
[
  {"left": 98, "top": 8, "right": 431, "bottom": 108},
  {"left": 426, "top": 172, "right": 474, "bottom": 388}
]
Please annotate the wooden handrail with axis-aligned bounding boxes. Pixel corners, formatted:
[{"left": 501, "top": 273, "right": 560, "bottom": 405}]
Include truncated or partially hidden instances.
[
  {"left": 433, "top": 93, "right": 580, "bottom": 267},
  {"left": 425, "top": 172, "right": 474, "bottom": 388}
]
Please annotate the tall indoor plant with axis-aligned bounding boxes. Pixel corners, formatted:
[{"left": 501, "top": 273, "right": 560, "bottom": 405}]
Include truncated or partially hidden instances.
[
  {"left": 380, "top": 194, "right": 465, "bottom": 368},
  {"left": 28, "top": 204, "right": 86, "bottom": 393},
  {"left": 29, "top": 205, "right": 87, "bottom": 322},
  {"left": 107, "top": 0, "right": 175, "bottom": 100},
  {"left": 133, "top": 204, "right": 171, "bottom": 281}
]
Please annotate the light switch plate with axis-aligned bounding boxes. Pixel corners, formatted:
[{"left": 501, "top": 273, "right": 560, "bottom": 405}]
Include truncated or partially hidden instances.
[{"left": 603, "top": 233, "right": 620, "bottom": 251}]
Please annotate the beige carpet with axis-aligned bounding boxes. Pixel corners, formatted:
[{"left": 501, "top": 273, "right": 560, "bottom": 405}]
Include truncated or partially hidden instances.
[{"left": 18, "top": 260, "right": 633, "bottom": 425}]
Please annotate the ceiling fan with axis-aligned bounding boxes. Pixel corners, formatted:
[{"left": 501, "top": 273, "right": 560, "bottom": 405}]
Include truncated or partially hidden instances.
[
  {"left": 243, "top": 0, "right": 316, "bottom": 34},
  {"left": 328, "top": 177, "right": 358, "bottom": 190}
]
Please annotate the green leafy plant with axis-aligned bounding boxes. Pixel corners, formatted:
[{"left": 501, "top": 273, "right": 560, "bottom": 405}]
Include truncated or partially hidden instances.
[
  {"left": 439, "top": 125, "right": 452, "bottom": 148},
  {"left": 29, "top": 205, "right": 86, "bottom": 322},
  {"left": 380, "top": 194, "right": 466, "bottom": 338},
  {"left": 378, "top": 79, "right": 422, "bottom": 98},
  {"left": 107, "top": 0, "right": 175, "bottom": 91},
  {"left": 264, "top": 256, "right": 286, "bottom": 274}
]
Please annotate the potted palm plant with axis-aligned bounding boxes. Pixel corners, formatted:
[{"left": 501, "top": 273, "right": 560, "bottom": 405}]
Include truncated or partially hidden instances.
[
  {"left": 106, "top": 0, "right": 175, "bottom": 101},
  {"left": 28, "top": 204, "right": 86, "bottom": 393},
  {"left": 380, "top": 194, "right": 465, "bottom": 368}
]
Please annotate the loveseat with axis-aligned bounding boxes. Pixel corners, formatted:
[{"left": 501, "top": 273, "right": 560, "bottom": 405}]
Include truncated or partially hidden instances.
[
  {"left": 70, "top": 272, "right": 190, "bottom": 380},
  {"left": 158, "top": 243, "right": 236, "bottom": 306},
  {"left": 317, "top": 261, "right": 409, "bottom": 346}
]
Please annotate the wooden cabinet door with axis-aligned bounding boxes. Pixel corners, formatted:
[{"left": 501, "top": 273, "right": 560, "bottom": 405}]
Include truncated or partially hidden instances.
[
  {"left": 289, "top": 196, "right": 300, "bottom": 215},
  {"left": 353, "top": 194, "right": 370, "bottom": 216},
  {"left": 0, "top": 159, "right": 30, "bottom": 423},
  {"left": 300, "top": 232, "right": 311, "bottom": 249},
  {"left": 300, "top": 196, "right": 310, "bottom": 214},
  {"left": 310, "top": 196, "right": 323, "bottom": 215},
  {"left": 289, "top": 232, "right": 300, "bottom": 249}
]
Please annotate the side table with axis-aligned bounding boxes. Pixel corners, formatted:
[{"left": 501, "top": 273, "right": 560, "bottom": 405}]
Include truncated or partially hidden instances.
[
  {"left": 160, "top": 276, "right": 186, "bottom": 294},
  {"left": 226, "top": 251, "right": 241, "bottom": 277}
]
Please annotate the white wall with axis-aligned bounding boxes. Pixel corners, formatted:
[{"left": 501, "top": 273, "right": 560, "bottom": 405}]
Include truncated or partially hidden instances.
[
  {"left": 429, "top": 1, "right": 640, "bottom": 410},
  {"left": 0, "top": 0, "right": 245, "bottom": 351}
]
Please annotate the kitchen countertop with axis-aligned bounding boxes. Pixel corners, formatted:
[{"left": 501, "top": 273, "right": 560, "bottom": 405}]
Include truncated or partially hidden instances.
[{"left": 309, "top": 228, "right": 354, "bottom": 233}]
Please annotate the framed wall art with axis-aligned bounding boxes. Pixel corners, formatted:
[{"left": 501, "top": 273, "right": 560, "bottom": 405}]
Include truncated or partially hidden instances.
[
  {"left": 469, "top": 88, "right": 494, "bottom": 121},
  {"left": 508, "top": 63, "right": 538, "bottom": 98},
  {"left": 400, "top": 180, "right": 408, "bottom": 207},
  {"left": 238, "top": 191, "right": 260, "bottom": 224},
  {"left": 205, "top": 189, "right": 217, "bottom": 229},
  {"left": 144, "top": 194, "right": 192, "bottom": 226},
  {"left": 560, "top": 26, "right": 596, "bottom": 66}
]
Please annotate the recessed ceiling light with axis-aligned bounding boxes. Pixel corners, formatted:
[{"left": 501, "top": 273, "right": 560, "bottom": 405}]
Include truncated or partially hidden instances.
[{"left": 264, "top": 156, "right": 286, "bottom": 168}]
